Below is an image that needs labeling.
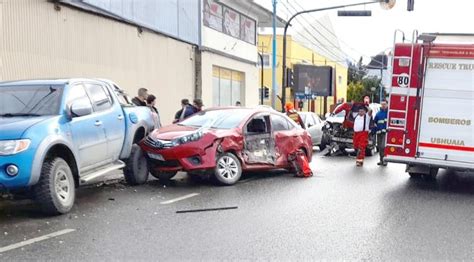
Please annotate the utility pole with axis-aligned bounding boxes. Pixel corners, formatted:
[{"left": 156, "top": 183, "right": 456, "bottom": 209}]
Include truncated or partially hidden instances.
[
  {"left": 271, "top": 0, "right": 277, "bottom": 109},
  {"left": 258, "top": 53, "right": 264, "bottom": 105}
]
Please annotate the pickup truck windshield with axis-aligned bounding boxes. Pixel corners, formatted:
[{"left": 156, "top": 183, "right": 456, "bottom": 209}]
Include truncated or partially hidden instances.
[
  {"left": 180, "top": 109, "right": 251, "bottom": 129},
  {"left": 0, "top": 85, "right": 63, "bottom": 116}
]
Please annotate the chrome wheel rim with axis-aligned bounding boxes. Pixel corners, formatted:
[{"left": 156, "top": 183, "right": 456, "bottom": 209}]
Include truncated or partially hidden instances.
[
  {"left": 217, "top": 156, "right": 239, "bottom": 180},
  {"left": 55, "top": 169, "right": 71, "bottom": 204}
]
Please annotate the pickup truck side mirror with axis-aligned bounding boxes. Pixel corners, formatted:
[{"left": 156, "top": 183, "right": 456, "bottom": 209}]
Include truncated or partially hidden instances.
[
  {"left": 324, "top": 113, "right": 331, "bottom": 119},
  {"left": 71, "top": 99, "right": 93, "bottom": 117}
]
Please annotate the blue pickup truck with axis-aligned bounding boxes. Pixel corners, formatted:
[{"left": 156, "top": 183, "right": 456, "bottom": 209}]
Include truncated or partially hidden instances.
[{"left": 0, "top": 79, "right": 154, "bottom": 215}]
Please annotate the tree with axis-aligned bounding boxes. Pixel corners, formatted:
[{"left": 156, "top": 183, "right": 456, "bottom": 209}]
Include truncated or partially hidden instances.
[
  {"left": 347, "top": 57, "right": 367, "bottom": 83},
  {"left": 347, "top": 81, "right": 365, "bottom": 102}
]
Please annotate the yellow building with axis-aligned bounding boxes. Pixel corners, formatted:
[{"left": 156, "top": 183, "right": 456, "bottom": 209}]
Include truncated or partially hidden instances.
[{"left": 258, "top": 34, "right": 348, "bottom": 115}]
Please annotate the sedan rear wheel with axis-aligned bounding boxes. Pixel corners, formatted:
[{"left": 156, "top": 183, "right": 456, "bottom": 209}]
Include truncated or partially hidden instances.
[{"left": 213, "top": 153, "right": 242, "bottom": 186}]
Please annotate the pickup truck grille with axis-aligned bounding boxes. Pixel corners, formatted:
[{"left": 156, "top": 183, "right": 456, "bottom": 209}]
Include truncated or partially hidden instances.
[{"left": 144, "top": 137, "right": 173, "bottom": 149}]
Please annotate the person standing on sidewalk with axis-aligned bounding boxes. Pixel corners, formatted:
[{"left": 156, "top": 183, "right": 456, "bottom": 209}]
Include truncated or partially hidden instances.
[
  {"left": 353, "top": 107, "right": 371, "bottom": 167},
  {"left": 373, "top": 100, "right": 388, "bottom": 166}
]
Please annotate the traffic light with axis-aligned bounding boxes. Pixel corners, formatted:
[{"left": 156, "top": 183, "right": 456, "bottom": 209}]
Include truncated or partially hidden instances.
[
  {"left": 286, "top": 68, "right": 294, "bottom": 87},
  {"left": 264, "top": 87, "right": 269, "bottom": 98},
  {"left": 407, "top": 0, "right": 414, "bottom": 11}
]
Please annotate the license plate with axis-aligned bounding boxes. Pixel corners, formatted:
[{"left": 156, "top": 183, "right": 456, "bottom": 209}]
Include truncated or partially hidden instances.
[{"left": 148, "top": 153, "right": 164, "bottom": 161}]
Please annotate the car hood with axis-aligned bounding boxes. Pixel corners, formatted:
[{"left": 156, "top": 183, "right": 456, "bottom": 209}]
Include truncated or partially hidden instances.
[
  {"left": 0, "top": 116, "right": 52, "bottom": 139},
  {"left": 151, "top": 125, "right": 237, "bottom": 141},
  {"left": 325, "top": 116, "right": 344, "bottom": 124}
]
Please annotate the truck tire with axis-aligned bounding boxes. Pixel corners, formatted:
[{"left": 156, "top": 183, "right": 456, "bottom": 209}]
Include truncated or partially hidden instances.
[
  {"left": 408, "top": 172, "right": 422, "bottom": 179},
  {"left": 422, "top": 168, "right": 439, "bottom": 181},
  {"left": 150, "top": 170, "right": 177, "bottom": 182},
  {"left": 212, "top": 153, "right": 242, "bottom": 186},
  {"left": 124, "top": 144, "right": 149, "bottom": 185},
  {"left": 33, "top": 157, "right": 75, "bottom": 215}
]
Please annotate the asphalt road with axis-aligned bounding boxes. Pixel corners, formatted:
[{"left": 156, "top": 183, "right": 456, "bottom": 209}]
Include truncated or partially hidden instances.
[{"left": 1, "top": 152, "right": 473, "bottom": 261}]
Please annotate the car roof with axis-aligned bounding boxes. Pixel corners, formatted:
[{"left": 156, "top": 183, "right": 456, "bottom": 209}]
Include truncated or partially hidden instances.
[
  {"left": 204, "top": 106, "right": 276, "bottom": 114},
  {"left": 0, "top": 78, "right": 105, "bottom": 87}
]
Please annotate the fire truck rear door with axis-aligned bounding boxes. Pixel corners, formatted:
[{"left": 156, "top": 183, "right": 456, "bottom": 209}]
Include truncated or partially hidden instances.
[{"left": 417, "top": 57, "right": 474, "bottom": 163}]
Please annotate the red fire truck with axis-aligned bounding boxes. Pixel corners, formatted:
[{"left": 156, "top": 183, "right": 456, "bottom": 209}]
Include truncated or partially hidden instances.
[{"left": 385, "top": 31, "right": 474, "bottom": 179}]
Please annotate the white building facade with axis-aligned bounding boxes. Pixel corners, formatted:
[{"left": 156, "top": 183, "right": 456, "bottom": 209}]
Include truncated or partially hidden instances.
[{"left": 199, "top": 0, "right": 282, "bottom": 107}]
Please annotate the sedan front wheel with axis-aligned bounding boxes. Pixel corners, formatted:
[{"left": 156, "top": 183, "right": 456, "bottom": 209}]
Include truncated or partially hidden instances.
[{"left": 213, "top": 153, "right": 242, "bottom": 186}]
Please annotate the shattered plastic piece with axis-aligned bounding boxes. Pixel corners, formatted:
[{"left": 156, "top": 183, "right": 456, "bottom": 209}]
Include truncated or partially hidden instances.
[{"left": 288, "top": 149, "right": 313, "bottom": 177}]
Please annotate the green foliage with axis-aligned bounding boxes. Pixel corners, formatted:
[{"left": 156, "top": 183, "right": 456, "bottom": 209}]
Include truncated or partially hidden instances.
[
  {"left": 347, "top": 81, "right": 365, "bottom": 102},
  {"left": 348, "top": 77, "right": 385, "bottom": 103}
]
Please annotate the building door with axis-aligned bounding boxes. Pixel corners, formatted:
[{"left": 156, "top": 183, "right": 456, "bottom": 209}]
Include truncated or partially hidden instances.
[{"left": 213, "top": 66, "right": 244, "bottom": 106}]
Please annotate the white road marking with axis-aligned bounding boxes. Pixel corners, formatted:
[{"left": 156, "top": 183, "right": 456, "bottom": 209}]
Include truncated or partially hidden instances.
[
  {"left": 160, "top": 193, "right": 199, "bottom": 205},
  {"left": 0, "top": 229, "right": 75, "bottom": 253}
]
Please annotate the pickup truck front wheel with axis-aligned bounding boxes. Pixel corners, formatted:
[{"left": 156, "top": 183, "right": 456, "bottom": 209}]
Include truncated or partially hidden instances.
[
  {"left": 33, "top": 157, "right": 75, "bottom": 215},
  {"left": 150, "top": 170, "right": 177, "bottom": 183},
  {"left": 124, "top": 144, "right": 149, "bottom": 185}
]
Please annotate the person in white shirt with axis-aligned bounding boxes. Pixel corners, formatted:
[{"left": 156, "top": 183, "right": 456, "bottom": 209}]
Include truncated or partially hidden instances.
[{"left": 353, "top": 107, "right": 371, "bottom": 166}]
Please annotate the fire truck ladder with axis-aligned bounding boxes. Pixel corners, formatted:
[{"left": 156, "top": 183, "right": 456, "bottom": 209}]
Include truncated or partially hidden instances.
[{"left": 387, "top": 30, "right": 419, "bottom": 149}]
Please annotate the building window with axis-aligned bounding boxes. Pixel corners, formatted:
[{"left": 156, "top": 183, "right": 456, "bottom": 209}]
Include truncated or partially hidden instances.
[
  {"left": 203, "top": 0, "right": 256, "bottom": 45},
  {"left": 260, "top": 54, "right": 271, "bottom": 68},
  {"left": 241, "top": 15, "right": 256, "bottom": 44},
  {"left": 213, "top": 66, "right": 245, "bottom": 106},
  {"left": 203, "top": 0, "right": 223, "bottom": 32},
  {"left": 223, "top": 7, "right": 240, "bottom": 38}
]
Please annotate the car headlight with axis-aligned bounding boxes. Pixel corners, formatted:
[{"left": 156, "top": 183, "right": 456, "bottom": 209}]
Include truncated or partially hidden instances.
[
  {"left": 172, "top": 131, "right": 203, "bottom": 146},
  {"left": 0, "top": 139, "right": 31, "bottom": 155}
]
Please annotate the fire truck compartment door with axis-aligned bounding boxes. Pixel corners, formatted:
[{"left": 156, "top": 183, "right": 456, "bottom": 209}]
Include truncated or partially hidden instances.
[{"left": 417, "top": 58, "right": 474, "bottom": 163}]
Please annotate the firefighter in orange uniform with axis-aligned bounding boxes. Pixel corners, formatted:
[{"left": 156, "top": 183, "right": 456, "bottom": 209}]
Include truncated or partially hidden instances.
[{"left": 285, "top": 102, "right": 304, "bottom": 128}]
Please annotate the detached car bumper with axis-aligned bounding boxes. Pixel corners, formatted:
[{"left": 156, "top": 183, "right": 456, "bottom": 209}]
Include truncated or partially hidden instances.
[{"left": 140, "top": 139, "right": 219, "bottom": 173}]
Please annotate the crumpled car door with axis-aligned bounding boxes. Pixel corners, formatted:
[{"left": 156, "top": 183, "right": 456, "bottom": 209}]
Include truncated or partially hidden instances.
[{"left": 243, "top": 115, "right": 275, "bottom": 165}]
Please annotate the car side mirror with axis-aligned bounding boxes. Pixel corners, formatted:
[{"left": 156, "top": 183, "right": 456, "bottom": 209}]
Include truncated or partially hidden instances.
[
  {"left": 324, "top": 113, "right": 330, "bottom": 119},
  {"left": 71, "top": 99, "right": 93, "bottom": 117}
]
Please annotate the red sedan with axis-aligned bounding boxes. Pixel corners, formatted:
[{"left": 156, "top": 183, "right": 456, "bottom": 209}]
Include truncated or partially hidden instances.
[{"left": 140, "top": 107, "right": 312, "bottom": 185}]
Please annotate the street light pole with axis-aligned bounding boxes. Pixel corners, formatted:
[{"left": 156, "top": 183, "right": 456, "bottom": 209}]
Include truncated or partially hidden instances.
[
  {"left": 271, "top": 0, "right": 277, "bottom": 109},
  {"left": 281, "top": 0, "right": 388, "bottom": 112},
  {"left": 258, "top": 52, "right": 264, "bottom": 105}
]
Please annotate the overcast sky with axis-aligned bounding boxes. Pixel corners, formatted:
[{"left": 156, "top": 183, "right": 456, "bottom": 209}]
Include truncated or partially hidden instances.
[{"left": 256, "top": 0, "right": 473, "bottom": 63}]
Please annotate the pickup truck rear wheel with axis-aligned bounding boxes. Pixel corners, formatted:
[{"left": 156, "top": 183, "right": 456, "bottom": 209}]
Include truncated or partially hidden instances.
[
  {"left": 33, "top": 157, "right": 75, "bottom": 215},
  {"left": 124, "top": 144, "right": 149, "bottom": 185}
]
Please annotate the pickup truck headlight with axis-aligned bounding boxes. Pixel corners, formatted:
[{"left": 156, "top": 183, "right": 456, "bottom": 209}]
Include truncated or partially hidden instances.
[
  {"left": 0, "top": 139, "right": 31, "bottom": 155},
  {"left": 172, "top": 131, "right": 203, "bottom": 146}
]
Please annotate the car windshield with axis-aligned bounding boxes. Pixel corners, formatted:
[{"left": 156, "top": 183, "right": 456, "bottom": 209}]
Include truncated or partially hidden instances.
[
  {"left": 0, "top": 85, "right": 63, "bottom": 116},
  {"left": 179, "top": 109, "right": 251, "bottom": 129}
]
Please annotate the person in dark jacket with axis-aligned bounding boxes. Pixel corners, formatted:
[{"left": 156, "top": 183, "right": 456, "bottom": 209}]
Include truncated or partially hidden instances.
[
  {"left": 173, "top": 99, "right": 195, "bottom": 123},
  {"left": 131, "top": 88, "right": 148, "bottom": 106},
  {"left": 373, "top": 100, "right": 388, "bottom": 166}
]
